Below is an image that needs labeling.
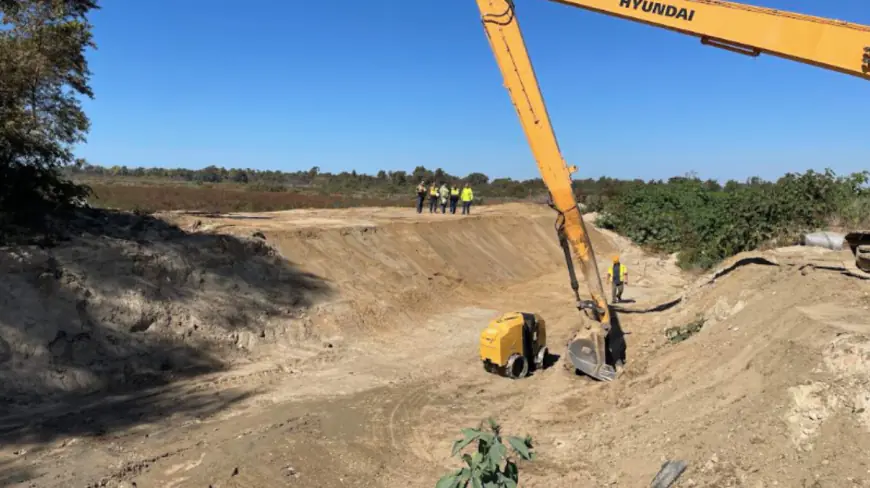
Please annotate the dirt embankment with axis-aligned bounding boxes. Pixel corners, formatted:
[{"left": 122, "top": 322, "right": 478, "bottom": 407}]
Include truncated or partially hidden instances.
[
  {"left": 260, "top": 214, "right": 614, "bottom": 338},
  {"left": 157, "top": 204, "right": 619, "bottom": 344},
  {"left": 0, "top": 204, "right": 614, "bottom": 406},
  {"left": 4, "top": 203, "right": 870, "bottom": 488},
  {"left": 0, "top": 211, "right": 331, "bottom": 407},
  {"left": 523, "top": 253, "right": 870, "bottom": 487}
]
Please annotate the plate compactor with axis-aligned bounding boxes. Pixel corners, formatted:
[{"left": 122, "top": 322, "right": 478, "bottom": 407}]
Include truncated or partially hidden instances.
[{"left": 479, "top": 312, "right": 548, "bottom": 379}]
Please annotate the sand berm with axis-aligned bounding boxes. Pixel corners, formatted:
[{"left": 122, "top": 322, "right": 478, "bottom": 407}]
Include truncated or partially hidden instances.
[{"left": 1, "top": 202, "right": 869, "bottom": 487}]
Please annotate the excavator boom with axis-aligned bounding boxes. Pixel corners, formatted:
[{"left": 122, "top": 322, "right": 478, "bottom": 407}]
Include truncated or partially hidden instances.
[
  {"left": 477, "top": 0, "right": 616, "bottom": 380},
  {"left": 554, "top": 0, "right": 870, "bottom": 80},
  {"left": 474, "top": 0, "right": 870, "bottom": 381}
]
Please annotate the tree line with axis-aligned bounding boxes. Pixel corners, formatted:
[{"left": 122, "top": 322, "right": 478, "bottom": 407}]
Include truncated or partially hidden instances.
[{"left": 69, "top": 162, "right": 777, "bottom": 205}]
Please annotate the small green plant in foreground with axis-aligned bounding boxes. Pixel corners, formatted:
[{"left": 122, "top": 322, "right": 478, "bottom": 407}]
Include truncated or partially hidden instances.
[{"left": 436, "top": 418, "right": 535, "bottom": 488}]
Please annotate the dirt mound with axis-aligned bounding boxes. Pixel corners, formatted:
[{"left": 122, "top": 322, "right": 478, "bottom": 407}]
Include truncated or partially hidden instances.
[
  {"left": 512, "top": 250, "right": 870, "bottom": 487},
  {"left": 0, "top": 210, "right": 330, "bottom": 405}
]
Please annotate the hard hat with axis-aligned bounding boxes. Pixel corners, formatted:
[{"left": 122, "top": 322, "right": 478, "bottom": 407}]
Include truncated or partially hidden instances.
[{"left": 612, "top": 255, "right": 619, "bottom": 263}]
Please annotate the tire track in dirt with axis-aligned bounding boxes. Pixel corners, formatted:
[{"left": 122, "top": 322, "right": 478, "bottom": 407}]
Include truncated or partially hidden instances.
[
  {"left": 361, "top": 381, "right": 485, "bottom": 484},
  {"left": 384, "top": 383, "right": 443, "bottom": 482},
  {"left": 355, "top": 308, "right": 502, "bottom": 483}
]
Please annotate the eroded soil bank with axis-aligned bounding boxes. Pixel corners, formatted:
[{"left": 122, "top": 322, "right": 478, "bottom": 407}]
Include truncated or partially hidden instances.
[{"left": 2, "top": 204, "right": 869, "bottom": 487}]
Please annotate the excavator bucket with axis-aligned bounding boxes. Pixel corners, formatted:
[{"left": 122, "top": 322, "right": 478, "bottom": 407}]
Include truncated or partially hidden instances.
[
  {"left": 845, "top": 231, "right": 870, "bottom": 273},
  {"left": 567, "top": 328, "right": 617, "bottom": 382}
]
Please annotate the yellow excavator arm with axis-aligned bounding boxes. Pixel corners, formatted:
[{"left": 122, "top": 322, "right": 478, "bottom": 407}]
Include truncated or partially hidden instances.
[
  {"left": 474, "top": 0, "right": 870, "bottom": 381},
  {"left": 553, "top": 0, "right": 870, "bottom": 79}
]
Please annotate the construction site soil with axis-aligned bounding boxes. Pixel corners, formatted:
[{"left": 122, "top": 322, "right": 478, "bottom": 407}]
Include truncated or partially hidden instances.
[{"left": 1, "top": 203, "right": 869, "bottom": 487}]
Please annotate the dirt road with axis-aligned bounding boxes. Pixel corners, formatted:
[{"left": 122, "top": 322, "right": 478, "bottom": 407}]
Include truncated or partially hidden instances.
[{"left": 1, "top": 203, "right": 869, "bottom": 487}]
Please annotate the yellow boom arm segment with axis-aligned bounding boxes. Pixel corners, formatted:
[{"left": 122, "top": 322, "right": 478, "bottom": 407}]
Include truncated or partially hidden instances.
[
  {"left": 554, "top": 0, "right": 870, "bottom": 80},
  {"left": 477, "top": 0, "right": 615, "bottom": 380},
  {"left": 474, "top": 0, "right": 870, "bottom": 381}
]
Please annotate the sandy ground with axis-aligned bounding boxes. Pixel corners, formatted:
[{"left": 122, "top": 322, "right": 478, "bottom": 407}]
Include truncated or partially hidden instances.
[{"left": 1, "top": 202, "right": 869, "bottom": 487}]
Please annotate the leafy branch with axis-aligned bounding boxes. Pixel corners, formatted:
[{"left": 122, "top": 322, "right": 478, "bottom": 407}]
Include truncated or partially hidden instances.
[{"left": 436, "top": 418, "right": 535, "bottom": 488}]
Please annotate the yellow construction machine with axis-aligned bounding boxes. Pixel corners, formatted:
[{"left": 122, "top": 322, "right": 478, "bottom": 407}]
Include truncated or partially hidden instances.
[
  {"left": 480, "top": 312, "right": 548, "bottom": 378},
  {"left": 474, "top": 0, "right": 870, "bottom": 381}
]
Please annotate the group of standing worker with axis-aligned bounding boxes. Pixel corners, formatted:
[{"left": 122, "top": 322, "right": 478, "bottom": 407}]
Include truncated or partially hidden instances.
[{"left": 415, "top": 181, "right": 474, "bottom": 215}]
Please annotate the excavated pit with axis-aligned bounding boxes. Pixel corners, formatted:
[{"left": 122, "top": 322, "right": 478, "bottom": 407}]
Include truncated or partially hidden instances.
[
  {"left": 0, "top": 204, "right": 615, "bottom": 405},
  {"left": 3, "top": 203, "right": 870, "bottom": 488}
]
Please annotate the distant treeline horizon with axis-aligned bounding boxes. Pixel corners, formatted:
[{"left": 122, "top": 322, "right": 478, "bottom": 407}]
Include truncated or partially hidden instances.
[{"left": 69, "top": 162, "right": 839, "bottom": 203}]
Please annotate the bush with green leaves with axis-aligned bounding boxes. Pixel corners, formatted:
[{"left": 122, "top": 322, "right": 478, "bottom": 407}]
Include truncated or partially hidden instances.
[
  {"left": 596, "top": 169, "right": 870, "bottom": 270},
  {"left": 1, "top": 0, "right": 100, "bottom": 235},
  {"left": 436, "top": 418, "right": 535, "bottom": 488}
]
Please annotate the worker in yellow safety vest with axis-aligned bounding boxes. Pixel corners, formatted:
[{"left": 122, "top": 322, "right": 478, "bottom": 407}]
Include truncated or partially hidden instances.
[
  {"left": 606, "top": 255, "right": 628, "bottom": 303},
  {"left": 428, "top": 183, "right": 438, "bottom": 213},
  {"left": 449, "top": 184, "right": 460, "bottom": 214},
  {"left": 460, "top": 183, "right": 474, "bottom": 215}
]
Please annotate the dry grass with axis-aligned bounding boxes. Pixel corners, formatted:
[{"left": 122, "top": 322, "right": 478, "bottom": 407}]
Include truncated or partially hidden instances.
[
  {"left": 827, "top": 197, "right": 870, "bottom": 232},
  {"left": 85, "top": 183, "right": 405, "bottom": 213}
]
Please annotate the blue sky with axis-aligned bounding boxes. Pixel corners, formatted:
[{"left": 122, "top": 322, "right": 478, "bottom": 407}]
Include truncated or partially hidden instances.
[{"left": 77, "top": 1, "right": 870, "bottom": 182}]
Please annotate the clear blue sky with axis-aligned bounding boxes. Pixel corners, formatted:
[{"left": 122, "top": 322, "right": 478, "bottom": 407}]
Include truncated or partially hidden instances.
[{"left": 77, "top": 1, "right": 870, "bottom": 182}]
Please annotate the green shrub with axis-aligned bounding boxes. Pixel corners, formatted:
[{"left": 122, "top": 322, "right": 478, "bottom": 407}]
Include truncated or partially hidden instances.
[
  {"left": 598, "top": 169, "right": 870, "bottom": 270},
  {"left": 436, "top": 418, "right": 535, "bottom": 488}
]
